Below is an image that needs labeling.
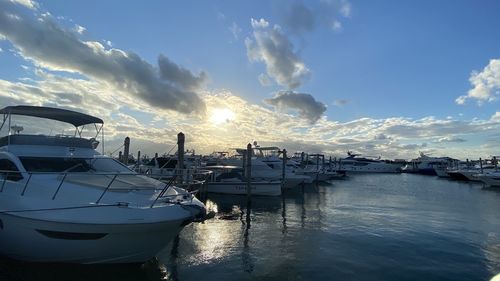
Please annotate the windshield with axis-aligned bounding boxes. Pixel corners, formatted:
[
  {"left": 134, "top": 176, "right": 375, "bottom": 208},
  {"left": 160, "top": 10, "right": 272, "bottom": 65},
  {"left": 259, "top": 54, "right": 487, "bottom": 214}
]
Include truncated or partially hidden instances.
[{"left": 19, "top": 157, "right": 132, "bottom": 173}]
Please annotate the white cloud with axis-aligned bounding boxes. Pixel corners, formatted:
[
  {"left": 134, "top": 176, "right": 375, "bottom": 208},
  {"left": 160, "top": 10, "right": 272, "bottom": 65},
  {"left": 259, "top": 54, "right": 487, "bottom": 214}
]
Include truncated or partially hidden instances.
[
  {"left": 229, "top": 22, "right": 242, "bottom": 40},
  {"left": 9, "top": 0, "right": 37, "bottom": 10},
  {"left": 74, "top": 24, "right": 86, "bottom": 34},
  {"left": 340, "top": 0, "right": 351, "bottom": 18},
  {"left": 332, "top": 20, "right": 342, "bottom": 32},
  {"left": 246, "top": 18, "right": 310, "bottom": 89},
  {"left": 0, "top": 0, "right": 206, "bottom": 114},
  {"left": 456, "top": 59, "right": 500, "bottom": 105},
  {"left": 435, "top": 136, "right": 466, "bottom": 143},
  {"left": 491, "top": 111, "right": 500, "bottom": 122},
  {"left": 1, "top": 76, "right": 498, "bottom": 159}
]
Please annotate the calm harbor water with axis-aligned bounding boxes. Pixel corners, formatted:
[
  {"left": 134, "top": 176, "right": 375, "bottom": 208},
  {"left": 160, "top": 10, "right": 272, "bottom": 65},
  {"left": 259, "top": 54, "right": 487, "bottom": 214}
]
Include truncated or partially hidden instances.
[{"left": 1, "top": 173, "right": 500, "bottom": 281}]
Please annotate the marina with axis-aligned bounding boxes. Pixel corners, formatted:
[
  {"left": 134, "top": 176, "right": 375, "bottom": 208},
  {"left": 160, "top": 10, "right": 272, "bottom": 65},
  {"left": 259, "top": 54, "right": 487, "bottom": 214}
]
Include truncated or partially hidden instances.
[
  {"left": 1, "top": 1, "right": 500, "bottom": 280},
  {"left": 0, "top": 105, "right": 499, "bottom": 280}
]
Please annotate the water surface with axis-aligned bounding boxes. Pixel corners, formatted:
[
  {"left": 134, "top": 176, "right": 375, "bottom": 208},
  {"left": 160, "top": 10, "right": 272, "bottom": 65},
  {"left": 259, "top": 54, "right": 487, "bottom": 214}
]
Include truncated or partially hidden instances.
[{"left": 1, "top": 174, "right": 499, "bottom": 281}]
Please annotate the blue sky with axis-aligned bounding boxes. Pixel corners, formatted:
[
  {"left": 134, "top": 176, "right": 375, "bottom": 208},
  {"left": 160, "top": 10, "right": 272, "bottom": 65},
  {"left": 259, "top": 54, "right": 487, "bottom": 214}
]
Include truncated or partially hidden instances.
[{"left": 0, "top": 0, "right": 499, "bottom": 159}]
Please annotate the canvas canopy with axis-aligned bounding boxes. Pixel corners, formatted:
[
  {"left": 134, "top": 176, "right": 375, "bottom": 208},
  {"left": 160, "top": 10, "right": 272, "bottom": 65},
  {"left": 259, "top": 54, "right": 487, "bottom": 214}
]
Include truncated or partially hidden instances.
[{"left": 0, "top": 105, "right": 103, "bottom": 127}]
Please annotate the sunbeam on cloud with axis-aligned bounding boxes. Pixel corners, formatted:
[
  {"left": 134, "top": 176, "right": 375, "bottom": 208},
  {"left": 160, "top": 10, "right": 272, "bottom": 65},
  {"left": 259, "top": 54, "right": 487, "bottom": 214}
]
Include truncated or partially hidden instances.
[{"left": 209, "top": 108, "right": 235, "bottom": 125}]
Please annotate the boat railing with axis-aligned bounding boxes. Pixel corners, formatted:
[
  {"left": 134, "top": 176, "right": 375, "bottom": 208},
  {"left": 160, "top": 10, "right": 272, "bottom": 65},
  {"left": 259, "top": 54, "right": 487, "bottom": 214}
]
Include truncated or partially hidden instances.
[
  {"left": 136, "top": 167, "right": 213, "bottom": 182},
  {"left": 0, "top": 169, "right": 196, "bottom": 208}
]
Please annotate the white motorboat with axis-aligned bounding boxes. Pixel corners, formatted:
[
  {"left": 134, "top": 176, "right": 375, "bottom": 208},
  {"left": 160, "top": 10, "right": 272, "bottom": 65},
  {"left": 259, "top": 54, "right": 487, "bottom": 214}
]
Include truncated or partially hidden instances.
[
  {"left": 207, "top": 146, "right": 309, "bottom": 188},
  {"left": 403, "top": 153, "right": 456, "bottom": 175},
  {"left": 204, "top": 165, "right": 281, "bottom": 196},
  {"left": 335, "top": 151, "right": 403, "bottom": 173},
  {"left": 0, "top": 106, "right": 205, "bottom": 263}
]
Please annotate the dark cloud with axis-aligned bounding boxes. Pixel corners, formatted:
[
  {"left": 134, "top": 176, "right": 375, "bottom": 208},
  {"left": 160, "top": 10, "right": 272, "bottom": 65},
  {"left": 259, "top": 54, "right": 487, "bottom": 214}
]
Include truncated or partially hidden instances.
[
  {"left": 246, "top": 18, "right": 310, "bottom": 89},
  {"left": 282, "top": 3, "right": 315, "bottom": 33},
  {"left": 0, "top": 1, "right": 206, "bottom": 114},
  {"left": 374, "top": 133, "right": 389, "bottom": 140},
  {"left": 333, "top": 99, "right": 348, "bottom": 106},
  {"left": 279, "top": 0, "right": 351, "bottom": 34},
  {"left": 265, "top": 90, "right": 326, "bottom": 124}
]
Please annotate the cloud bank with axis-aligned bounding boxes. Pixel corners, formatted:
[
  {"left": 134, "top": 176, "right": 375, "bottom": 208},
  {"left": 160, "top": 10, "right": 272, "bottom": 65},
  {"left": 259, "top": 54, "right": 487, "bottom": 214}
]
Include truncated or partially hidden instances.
[{"left": 0, "top": 0, "right": 206, "bottom": 114}]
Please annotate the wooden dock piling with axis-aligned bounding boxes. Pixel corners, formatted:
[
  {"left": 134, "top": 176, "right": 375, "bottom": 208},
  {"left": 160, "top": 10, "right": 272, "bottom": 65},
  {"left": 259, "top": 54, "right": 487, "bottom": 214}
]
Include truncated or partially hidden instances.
[
  {"left": 246, "top": 143, "right": 252, "bottom": 200},
  {"left": 177, "top": 132, "right": 185, "bottom": 183},
  {"left": 123, "top": 137, "right": 130, "bottom": 165},
  {"left": 282, "top": 149, "right": 287, "bottom": 189}
]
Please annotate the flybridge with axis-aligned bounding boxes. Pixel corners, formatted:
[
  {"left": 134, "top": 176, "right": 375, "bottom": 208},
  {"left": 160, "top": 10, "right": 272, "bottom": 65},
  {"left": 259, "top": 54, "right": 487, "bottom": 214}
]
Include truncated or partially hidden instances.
[{"left": 0, "top": 105, "right": 105, "bottom": 153}]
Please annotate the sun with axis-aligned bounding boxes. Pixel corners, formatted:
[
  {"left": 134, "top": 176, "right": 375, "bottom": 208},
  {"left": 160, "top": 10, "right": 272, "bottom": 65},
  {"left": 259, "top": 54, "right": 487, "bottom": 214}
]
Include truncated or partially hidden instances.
[{"left": 209, "top": 108, "right": 235, "bottom": 125}]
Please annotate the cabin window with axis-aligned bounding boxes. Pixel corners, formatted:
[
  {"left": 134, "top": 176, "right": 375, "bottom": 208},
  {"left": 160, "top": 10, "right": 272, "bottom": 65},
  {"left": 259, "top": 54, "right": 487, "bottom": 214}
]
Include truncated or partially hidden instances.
[
  {"left": 0, "top": 159, "right": 23, "bottom": 181},
  {"left": 19, "top": 157, "right": 131, "bottom": 173}
]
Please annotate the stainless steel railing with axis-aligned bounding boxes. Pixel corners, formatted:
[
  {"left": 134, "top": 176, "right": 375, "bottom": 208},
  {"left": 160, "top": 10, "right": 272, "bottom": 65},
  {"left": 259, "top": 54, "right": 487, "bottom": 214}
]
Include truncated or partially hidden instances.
[{"left": 0, "top": 169, "right": 198, "bottom": 208}]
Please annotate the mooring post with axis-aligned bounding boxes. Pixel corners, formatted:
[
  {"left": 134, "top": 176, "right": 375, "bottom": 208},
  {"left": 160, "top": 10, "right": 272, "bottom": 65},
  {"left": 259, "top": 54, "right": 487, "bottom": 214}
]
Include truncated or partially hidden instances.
[
  {"left": 177, "top": 132, "right": 185, "bottom": 184},
  {"left": 301, "top": 152, "right": 305, "bottom": 167},
  {"left": 479, "top": 158, "right": 483, "bottom": 173},
  {"left": 118, "top": 151, "right": 123, "bottom": 163},
  {"left": 137, "top": 151, "right": 141, "bottom": 165},
  {"left": 282, "top": 149, "right": 287, "bottom": 189},
  {"left": 123, "top": 137, "right": 130, "bottom": 165},
  {"left": 246, "top": 143, "right": 252, "bottom": 200},
  {"left": 316, "top": 155, "right": 320, "bottom": 181}
]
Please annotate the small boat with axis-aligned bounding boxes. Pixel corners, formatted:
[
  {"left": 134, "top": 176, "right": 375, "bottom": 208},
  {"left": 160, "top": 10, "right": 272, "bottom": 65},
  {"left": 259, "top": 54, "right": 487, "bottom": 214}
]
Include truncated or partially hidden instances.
[{"left": 0, "top": 105, "right": 205, "bottom": 263}]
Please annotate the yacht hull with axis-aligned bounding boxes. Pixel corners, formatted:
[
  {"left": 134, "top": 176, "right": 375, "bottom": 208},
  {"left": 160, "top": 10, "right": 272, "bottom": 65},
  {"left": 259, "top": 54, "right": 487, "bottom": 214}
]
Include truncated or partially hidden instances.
[
  {"left": 206, "top": 181, "right": 281, "bottom": 196},
  {"left": 0, "top": 212, "right": 187, "bottom": 264},
  {"left": 477, "top": 174, "right": 500, "bottom": 187}
]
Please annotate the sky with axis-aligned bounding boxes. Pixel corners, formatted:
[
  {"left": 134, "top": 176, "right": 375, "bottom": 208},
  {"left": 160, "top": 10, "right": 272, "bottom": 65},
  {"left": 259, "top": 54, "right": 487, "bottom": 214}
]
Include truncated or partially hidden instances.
[{"left": 0, "top": 0, "right": 499, "bottom": 160}]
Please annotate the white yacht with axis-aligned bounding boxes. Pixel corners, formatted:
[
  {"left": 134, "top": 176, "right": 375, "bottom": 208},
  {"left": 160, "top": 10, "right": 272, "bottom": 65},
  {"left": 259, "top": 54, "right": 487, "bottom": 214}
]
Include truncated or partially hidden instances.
[
  {"left": 207, "top": 146, "right": 310, "bottom": 188},
  {"left": 335, "top": 151, "right": 403, "bottom": 173},
  {"left": 476, "top": 171, "right": 500, "bottom": 187},
  {"left": 403, "top": 153, "right": 454, "bottom": 175},
  {"left": 0, "top": 106, "right": 205, "bottom": 263},
  {"left": 204, "top": 165, "right": 282, "bottom": 196}
]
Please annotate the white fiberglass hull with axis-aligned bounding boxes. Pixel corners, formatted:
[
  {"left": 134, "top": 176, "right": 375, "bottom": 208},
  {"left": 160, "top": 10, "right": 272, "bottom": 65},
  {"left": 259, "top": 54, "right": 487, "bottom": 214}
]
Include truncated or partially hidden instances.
[
  {"left": 0, "top": 178, "right": 205, "bottom": 264},
  {"left": 434, "top": 167, "right": 450, "bottom": 178},
  {"left": 206, "top": 181, "right": 281, "bottom": 196},
  {"left": 0, "top": 209, "right": 191, "bottom": 263},
  {"left": 338, "top": 164, "right": 402, "bottom": 173},
  {"left": 477, "top": 173, "right": 500, "bottom": 187}
]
